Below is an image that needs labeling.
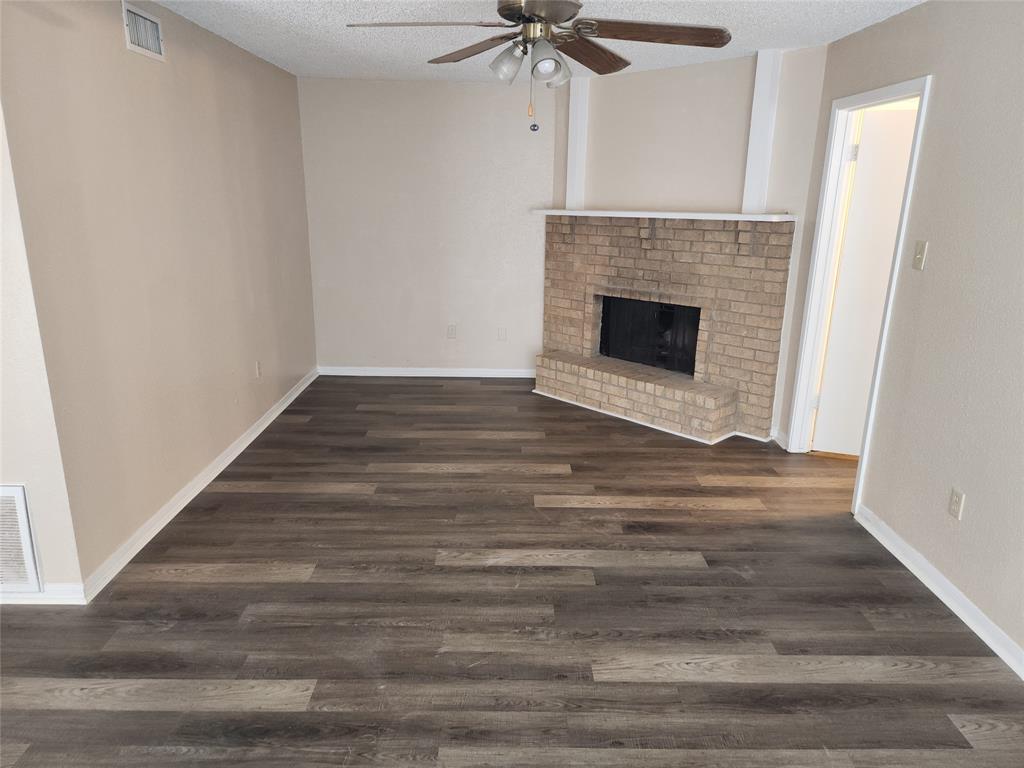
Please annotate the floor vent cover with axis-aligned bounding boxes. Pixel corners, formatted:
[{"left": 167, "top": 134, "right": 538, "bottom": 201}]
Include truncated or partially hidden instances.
[{"left": 1, "top": 486, "right": 40, "bottom": 593}]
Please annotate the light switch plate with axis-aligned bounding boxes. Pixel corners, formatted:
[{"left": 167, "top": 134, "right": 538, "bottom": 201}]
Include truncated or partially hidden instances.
[
  {"left": 948, "top": 487, "right": 966, "bottom": 521},
  {"left": 446, "top": 324, "right": 457, "bottom": 339},
  {"left": 912, "top": 240, "right": 928, "bottom": 271}
]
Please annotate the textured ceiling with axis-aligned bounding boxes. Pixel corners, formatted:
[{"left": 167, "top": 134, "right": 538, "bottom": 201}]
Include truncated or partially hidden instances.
[{"left": 158, "top": 0, "right": 923, "bottom": 80}]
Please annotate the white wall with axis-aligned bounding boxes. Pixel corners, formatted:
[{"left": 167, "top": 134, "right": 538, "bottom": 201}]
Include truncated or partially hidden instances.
[
  {"left": 584, "top": 56, "right": 756, "bottom": 211},
  {"left": 1, "top": 110, "right": 83, "bottom": 591},
  {"left": 813, "top": 106, "right": 918, "bottom": 456},
  {"left": 299, "top": 78, "right": 556, "bottom": 372},
  {"left": 788, "top": 0, "right": 1024, "bottom": 651},
  {"left": 766, "top": 46, "right": 828, "bottom": 443}
]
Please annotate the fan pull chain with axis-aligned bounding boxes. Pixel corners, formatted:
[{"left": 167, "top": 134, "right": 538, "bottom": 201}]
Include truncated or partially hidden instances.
[{"left": 528, "top": 74, "right": 539, "bottom": 132}]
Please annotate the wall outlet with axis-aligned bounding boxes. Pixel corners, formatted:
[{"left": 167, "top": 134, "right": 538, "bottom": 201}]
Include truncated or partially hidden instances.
[
  {"left": 948, "top": 487, "right": 966, "bottom": 521},
  {"left": 255, "top": 360, "right": 262, "bottom": 379},
  {"left": 446, "top": 324, "right": 457, "bottom": 340},
  {"left": 912, "top": 240, "right": 928, "bottom": 271},
  {"left": 498, "top": 327, "right": 508, "bottom": 342}
]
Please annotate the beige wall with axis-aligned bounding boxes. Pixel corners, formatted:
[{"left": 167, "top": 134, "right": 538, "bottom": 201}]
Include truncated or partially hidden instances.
[
  {"left": 584, "top": 57, "right": 756, "bottom": 211},
  {"left": 1, "top": 110, "right": 82, "bottom": 588},
  {"left": 783, "top": 1, "right": 1024, "bottom": 646},
  {"left": 299, "top": 78, "right": 555, "bottom": 371},
  {"left": 1, "top": 1, "right": 316, "bottom": 579}
]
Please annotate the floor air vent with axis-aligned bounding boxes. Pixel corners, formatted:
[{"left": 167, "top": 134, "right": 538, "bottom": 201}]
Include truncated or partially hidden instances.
[
  {"left": 123, "top": 3, "right": 164, "bottom": 60},
  {"left": 1, "top": 486, "right": 40, "bottom": 593}
]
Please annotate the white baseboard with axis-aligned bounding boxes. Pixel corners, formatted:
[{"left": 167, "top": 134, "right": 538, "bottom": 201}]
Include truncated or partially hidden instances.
[
  {"left": 771, "top": 428, "right": 790, "bottom": 451},
  {"left": 533, "top": 389, "right": 773, "bottom": 446},
  {"left": 0, "top": 582, "right": 87, "bottom": 605},
  {"left": 855, "top": 503, "right": 1024, "bottom": 681},
  {"left": 81, "top": 368, "right": 318, "bottom": 603},
  {"left": 318, "top": 366, "right": 535, "bottom": 378}
]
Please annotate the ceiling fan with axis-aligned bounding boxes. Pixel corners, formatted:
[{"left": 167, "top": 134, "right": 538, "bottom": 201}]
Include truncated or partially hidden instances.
[{"left": 348, "top": 1, "right": 731, "bottom": 88}]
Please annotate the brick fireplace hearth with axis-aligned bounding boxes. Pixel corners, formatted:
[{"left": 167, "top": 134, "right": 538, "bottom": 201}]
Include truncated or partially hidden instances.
[{"left": 535, "top": 213, "right": 795, "bottom": 443}]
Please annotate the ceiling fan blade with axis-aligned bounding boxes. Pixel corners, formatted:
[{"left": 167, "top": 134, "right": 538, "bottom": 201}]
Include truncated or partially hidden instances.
[
  {"left": 348, "top": 21, "right": 517, "bottom": 28},
  {"left": 575, "top": 19, "right": 731, "bottom": 48},
  {"left": 556, "top": 36, "right": 629, "bottom": 75},
  {"left": 429, "top": 32, "right": 521, "bottom": 64}
]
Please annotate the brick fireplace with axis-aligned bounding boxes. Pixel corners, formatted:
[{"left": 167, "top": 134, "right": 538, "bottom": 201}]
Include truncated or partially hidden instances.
[{"left": 535, "top": 213, "right": 795, "bottom": 443}]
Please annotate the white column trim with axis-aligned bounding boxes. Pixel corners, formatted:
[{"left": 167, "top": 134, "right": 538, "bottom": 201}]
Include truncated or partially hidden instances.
[
  {"left": 565, "top": 77, "right": 590, "bottom": 210},
  {"left": 741, "top": 49, "right": 783, "bottom": 214}
]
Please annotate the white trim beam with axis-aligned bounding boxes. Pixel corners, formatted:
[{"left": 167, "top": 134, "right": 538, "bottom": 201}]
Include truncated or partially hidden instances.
[
  {"left": 565, "top": 78, "right": 589, "bottom": 210},
  {"left": 741, "top": 50, "right": 783, "bottom": 214},
  {"left": 535, "top": 209, "right": 794, "bottom": 222}
]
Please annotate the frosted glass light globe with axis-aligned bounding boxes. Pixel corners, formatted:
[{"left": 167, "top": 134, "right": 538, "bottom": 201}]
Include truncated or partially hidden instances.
[{"left": 535, "top": 59, "right": 557, "bottom": 76}]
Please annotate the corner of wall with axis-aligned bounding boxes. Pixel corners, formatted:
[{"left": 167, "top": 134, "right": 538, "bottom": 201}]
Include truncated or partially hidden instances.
[
  {"left": 81, "top": 367, "right": 318, "bottom": 602},
  {"left": 1, "top": 107, "right": 84, "bottom": 596},
  {"left": 856, "top": 503, "right": 1024, "bottom": 681},
  {"left": 766, "top": 45, "right": 830, "bottom": 447}
]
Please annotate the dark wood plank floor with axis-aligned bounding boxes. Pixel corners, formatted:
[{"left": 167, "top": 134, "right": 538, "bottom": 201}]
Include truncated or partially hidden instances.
[{"left": 2, "top": 376, "right": 1022, "bottom": 766}]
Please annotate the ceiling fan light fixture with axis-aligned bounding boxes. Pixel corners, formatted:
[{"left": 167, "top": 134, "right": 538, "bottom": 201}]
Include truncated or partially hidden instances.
[
  {"left": 489, "top": 42, "right": 525, "bottom": 83},
  {"left": 530, "top": 38, "right": 564, "bottom": 82},
  {"left": 546, "top": 56, "right": 571, "bottom": 88}
]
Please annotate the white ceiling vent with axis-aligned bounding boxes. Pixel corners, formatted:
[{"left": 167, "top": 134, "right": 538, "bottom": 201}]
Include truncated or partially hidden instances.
[
  {"left": 0, "top": 486, "right": 41, "bottom": 594},
  {"left": 123, "top": 2, "right": 164, "bottom": 61}
]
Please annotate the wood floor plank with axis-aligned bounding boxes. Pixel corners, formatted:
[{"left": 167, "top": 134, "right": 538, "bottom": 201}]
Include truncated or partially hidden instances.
[
  {"left": 117, "top": 562, "right": 316, "bottom": 583},
  {"left": 8, "top": 746, "right": 382, "bottom": 767},
  {"left": 239, "top": 601, "right": 555, "bottom": 628},
  {"left": 591, "top": 653, "right": 1016, "bottom": 684},
  {"left": 356, "top": 403, "right": 519, "bottom": 413},
  {"left": 204, "top": 480, "right": 376, "bottom": 494},
  {"left": 1, "top": 376, "right": 1020, "bottom": 764},
  {"left": 950, "top": 714, "right": 1024, "bottom": 750},
  {"left": 310, "top": 566, "right": 597, "bottom": 587},
  {"left": 842, "top": 749, "right": 1024, "bottom": 767},
  {"left": 368, "top": 429, "right": 545, "bottom": 440},
  {"left": 697, "top": 475, "right": 855, "bottom": 488},
  {"left": 272, "top": 414, "right": 312, "bottom": 424},
  {"left": 0, "top": 677, "right": 315, "bottom": 711},
  {"left": 534, "top": 494, "right": 767, "bottom": 510},
  {"left": 310, "top": 679, "right": 683, "bottom": 713},
  {"left": 435, "top": 549, "right": 708, "bottom": 568},
  {"left": 439, "top": 631, "right": 777, "bottom": 657},
  {"left": 438, "top": 747, "right": 849, "bottom": 767},
  {"left": 563, "top": 710, "right": 971, "bottom": 749},
  {"left": 0, "top": 741, "right": 30, "bottom": 768},
  {"left": 366, "top": 462, "right": 572, "bottom": 475}
]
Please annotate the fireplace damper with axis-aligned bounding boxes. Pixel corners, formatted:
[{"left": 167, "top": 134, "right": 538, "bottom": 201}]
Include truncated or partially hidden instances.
[{"left": 599, "top": 295, "right": 700, "bottom": 376}]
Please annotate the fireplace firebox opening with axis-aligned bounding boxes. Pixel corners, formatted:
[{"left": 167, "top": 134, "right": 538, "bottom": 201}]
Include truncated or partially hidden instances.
[{"left": 598, "top": 295, "right": 700, "bottom": 376}]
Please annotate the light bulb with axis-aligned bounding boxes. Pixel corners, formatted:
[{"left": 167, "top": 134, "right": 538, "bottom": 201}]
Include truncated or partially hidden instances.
[
  {"left": 531, "top": 39, "right": 564, "bottom": 83},
  {"left": 535, "top": 59, "right": 557, "bottom": 76},
  {"left": 546, "top": 57, "right": 571, "bottom": 88}
]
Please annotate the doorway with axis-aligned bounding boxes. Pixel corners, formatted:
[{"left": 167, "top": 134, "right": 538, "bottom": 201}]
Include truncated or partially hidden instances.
[
  {"left": 789, "top": 78, "right": 931, "bottom": 491},
  {"left": 813, "top": 97, "right": 919, "bottom": 455}
]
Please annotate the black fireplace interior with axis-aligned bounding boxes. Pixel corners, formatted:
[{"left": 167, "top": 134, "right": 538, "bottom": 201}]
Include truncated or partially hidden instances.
[{"left": 599, "top": 296, "right": 700, "bottom": 376}]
